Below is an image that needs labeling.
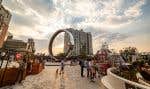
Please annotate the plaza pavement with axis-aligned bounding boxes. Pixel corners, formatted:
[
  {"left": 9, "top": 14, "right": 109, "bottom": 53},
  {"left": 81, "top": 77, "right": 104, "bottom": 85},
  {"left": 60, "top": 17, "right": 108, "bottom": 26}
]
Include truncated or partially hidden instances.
[
  {"left": 0, "top": 63, "right": 106, "bottom": 89},
  {"left": 64, "top": 65, "right": 107, "bottom": 89}
]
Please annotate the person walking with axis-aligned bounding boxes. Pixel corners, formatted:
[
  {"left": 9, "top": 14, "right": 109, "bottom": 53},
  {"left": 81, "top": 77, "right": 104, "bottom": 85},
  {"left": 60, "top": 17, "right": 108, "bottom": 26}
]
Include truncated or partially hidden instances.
[
  {"left": 93, "top": 60, "right": 97, "bottom": 79},
  {"left": 90, "top": 59, "right": 96, "bottom": 82},
  {"left": 60, "top": 59, "right": 65, "bottom": 74},
  {"left": 27, "top": 59, "right": 33, "bottom": 74},
  {"left": 79, "top": 59, "right": 85, "bottom": 77},
  {"left": 86, "top": 59, "right": 90, "bottom": 77},
  {"left": 16, "top": 57, "right": 27, "bottom": 83}
]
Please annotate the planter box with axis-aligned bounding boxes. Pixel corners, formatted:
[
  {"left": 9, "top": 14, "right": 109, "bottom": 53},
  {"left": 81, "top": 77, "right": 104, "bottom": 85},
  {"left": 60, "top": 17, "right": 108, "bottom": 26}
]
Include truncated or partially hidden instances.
[
  {"left": 0, "top": 68, "right": 26, "bottom": 87},
  {"left": 31, "top": 63, "right": 43, "bottom": 75}
]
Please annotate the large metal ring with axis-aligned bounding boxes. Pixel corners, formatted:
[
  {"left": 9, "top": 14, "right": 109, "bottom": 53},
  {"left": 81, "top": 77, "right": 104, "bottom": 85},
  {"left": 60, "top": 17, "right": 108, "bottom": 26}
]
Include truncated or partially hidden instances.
[{"left": 48, "top": 29, "right": 74, "bottom": 60}]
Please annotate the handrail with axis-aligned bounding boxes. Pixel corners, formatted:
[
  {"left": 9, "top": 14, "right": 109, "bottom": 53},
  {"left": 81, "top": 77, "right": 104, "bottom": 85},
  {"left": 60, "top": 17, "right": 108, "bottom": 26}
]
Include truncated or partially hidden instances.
[{"left": 108, "top": 68, "right": 150, "bottom": 89}]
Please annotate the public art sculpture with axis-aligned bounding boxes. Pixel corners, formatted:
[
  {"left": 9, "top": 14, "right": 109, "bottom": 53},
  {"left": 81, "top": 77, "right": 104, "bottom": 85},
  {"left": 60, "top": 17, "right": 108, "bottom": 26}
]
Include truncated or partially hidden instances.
[{"left": 48, "top": 29, "right": 74, "bottom": 60}]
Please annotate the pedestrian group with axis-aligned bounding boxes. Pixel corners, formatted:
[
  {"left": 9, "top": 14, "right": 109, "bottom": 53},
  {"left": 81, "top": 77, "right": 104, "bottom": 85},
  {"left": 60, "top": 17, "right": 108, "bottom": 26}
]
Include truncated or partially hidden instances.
[{"left": 79, "top": 58, "right": 100, "bottom": 82}]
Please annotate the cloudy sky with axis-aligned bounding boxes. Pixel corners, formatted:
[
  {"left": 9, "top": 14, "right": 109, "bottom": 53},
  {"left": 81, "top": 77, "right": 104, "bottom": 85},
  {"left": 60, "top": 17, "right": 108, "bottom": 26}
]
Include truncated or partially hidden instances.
[{"left": 2, "top": 0, "right": 150, "bottom": 54}]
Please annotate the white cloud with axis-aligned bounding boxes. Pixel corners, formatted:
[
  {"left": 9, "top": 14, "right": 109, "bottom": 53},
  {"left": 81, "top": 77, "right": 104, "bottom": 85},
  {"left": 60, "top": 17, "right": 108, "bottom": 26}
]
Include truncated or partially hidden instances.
[
  {"left": 51, "top": 0, "right": 145, "bottom": 30},
  {"left": 2, "top": 0, "right": 147, "bottom": 53},
  {"left": 4, "top": 0, "right": 146, "bottom": 39},
  {"left": 124, "top": 0, "right": 144, "bottom": 18}
]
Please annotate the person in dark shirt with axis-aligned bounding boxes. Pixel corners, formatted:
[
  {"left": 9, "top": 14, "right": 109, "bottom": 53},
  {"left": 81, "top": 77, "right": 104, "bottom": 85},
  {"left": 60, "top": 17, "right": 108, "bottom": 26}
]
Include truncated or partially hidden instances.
[
  {"left": 17, "top": 57, "right": 27, "bottom": 83},
  {"left": 79, "top": 59, "right": 85, "bottom": 77}
]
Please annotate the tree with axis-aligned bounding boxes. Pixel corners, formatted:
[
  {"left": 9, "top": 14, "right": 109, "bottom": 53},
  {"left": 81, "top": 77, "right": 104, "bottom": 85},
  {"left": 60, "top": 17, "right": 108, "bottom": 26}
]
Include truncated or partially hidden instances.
[{"left": 120, "top": 47, "right": 138, "bottom": 63}]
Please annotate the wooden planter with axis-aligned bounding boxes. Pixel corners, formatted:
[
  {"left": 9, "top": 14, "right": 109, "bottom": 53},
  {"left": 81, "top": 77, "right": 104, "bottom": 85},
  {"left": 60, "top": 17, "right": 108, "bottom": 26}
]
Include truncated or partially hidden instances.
[
  {"left": 0, "top": 68, "right": 26, "bottom": 87},
  {"left": 31, "top": 63, "right": 43, "bottom": 75}
]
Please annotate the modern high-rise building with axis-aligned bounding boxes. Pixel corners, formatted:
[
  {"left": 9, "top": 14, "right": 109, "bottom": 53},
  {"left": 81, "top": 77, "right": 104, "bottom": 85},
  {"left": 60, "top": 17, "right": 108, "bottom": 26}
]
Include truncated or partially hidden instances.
[
  {"left": 0, "top": 0, "right": 12, "bottom": 48},
  {"left": 64, "top": 28, "right": 93, "bottom": 56}
]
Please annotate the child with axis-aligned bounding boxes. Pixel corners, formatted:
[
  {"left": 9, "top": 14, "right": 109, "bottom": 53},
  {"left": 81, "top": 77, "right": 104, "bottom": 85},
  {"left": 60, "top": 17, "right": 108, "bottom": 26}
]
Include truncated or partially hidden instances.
[{"left": 60, "top": 60, "right": 65, "bottom": 74}]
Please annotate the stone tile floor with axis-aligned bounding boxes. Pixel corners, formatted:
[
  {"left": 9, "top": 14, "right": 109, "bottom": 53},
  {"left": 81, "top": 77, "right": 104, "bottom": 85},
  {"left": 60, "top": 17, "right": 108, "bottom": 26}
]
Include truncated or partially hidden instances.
[
  {"left": 0, "top": 64, "right": 106, "bottom": 89},
  {"left": 64, "top": 65, "right": 107, "bottom": 89}
]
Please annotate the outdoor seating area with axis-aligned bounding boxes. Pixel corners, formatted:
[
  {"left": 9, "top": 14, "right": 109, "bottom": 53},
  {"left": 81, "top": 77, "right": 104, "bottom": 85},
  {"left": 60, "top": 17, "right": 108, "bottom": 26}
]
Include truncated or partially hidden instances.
[
  {"left": 0, "top": 52, "right": 45, "bottom": 87},
  {"left": 0, "top": 62, "right": 44, "bottom": 87}
]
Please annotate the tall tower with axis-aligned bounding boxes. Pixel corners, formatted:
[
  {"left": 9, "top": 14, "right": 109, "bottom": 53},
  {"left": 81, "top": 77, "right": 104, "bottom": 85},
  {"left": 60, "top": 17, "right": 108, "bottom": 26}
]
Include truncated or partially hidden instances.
[
  {"left": 64, "top": 28, "right": 93, "bottom": 56},
  {"left": 0, "top": 0, "right": 12, "bottom": 48}
]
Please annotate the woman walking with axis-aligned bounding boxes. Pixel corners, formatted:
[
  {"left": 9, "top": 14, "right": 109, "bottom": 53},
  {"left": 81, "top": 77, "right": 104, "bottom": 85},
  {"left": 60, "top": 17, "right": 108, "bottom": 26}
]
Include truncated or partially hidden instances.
[{"left": 89, "top": 59, "right": 96, "bottom": 82}]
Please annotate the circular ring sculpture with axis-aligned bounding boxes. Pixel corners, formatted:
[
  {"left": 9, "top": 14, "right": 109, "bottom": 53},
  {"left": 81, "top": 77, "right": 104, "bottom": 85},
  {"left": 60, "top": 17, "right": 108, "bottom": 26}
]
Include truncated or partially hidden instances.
[{"left": 49, "top": 29, "right": 74, "bottom": 60}]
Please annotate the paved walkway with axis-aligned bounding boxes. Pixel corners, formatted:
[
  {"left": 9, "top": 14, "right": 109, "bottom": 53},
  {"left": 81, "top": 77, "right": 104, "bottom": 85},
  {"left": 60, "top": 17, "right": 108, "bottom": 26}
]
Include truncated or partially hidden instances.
[
  {"left": 0, "top": 64, "right": 106, "bottom": 89},
  {"left": 0, "top": 66, "right": 60, "bottom": 89},
  {"left": 64, "top": 65, "right": 106, "bottom": 89}
]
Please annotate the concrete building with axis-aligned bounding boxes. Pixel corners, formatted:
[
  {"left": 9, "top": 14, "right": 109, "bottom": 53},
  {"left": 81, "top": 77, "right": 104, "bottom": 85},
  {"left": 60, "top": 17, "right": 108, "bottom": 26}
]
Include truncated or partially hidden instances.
[
  {"left": 64, "top": 28, "right": 93, "bottom": 56},
  {"left": 1, "top": 34, "right": 35, "bottom": 54},
  {"left": 0, "top": 0, "right": 12, "bottom": 48}
]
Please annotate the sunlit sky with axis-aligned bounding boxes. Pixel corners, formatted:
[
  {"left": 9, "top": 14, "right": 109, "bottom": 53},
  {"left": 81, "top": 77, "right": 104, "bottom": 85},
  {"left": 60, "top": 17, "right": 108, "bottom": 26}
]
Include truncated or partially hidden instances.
[{"left": 2, "top": 0, "right": 150, "bottom": 54}]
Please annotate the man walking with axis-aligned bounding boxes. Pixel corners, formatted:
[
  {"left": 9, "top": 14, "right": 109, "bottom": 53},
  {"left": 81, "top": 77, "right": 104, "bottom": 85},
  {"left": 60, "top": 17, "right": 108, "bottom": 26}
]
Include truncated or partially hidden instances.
[
  {"left": 79, "top": 59, "right": 85, "bottom": 77},
  {"left": 17, "top": 57, "right": 27, "bottom": 83}
]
